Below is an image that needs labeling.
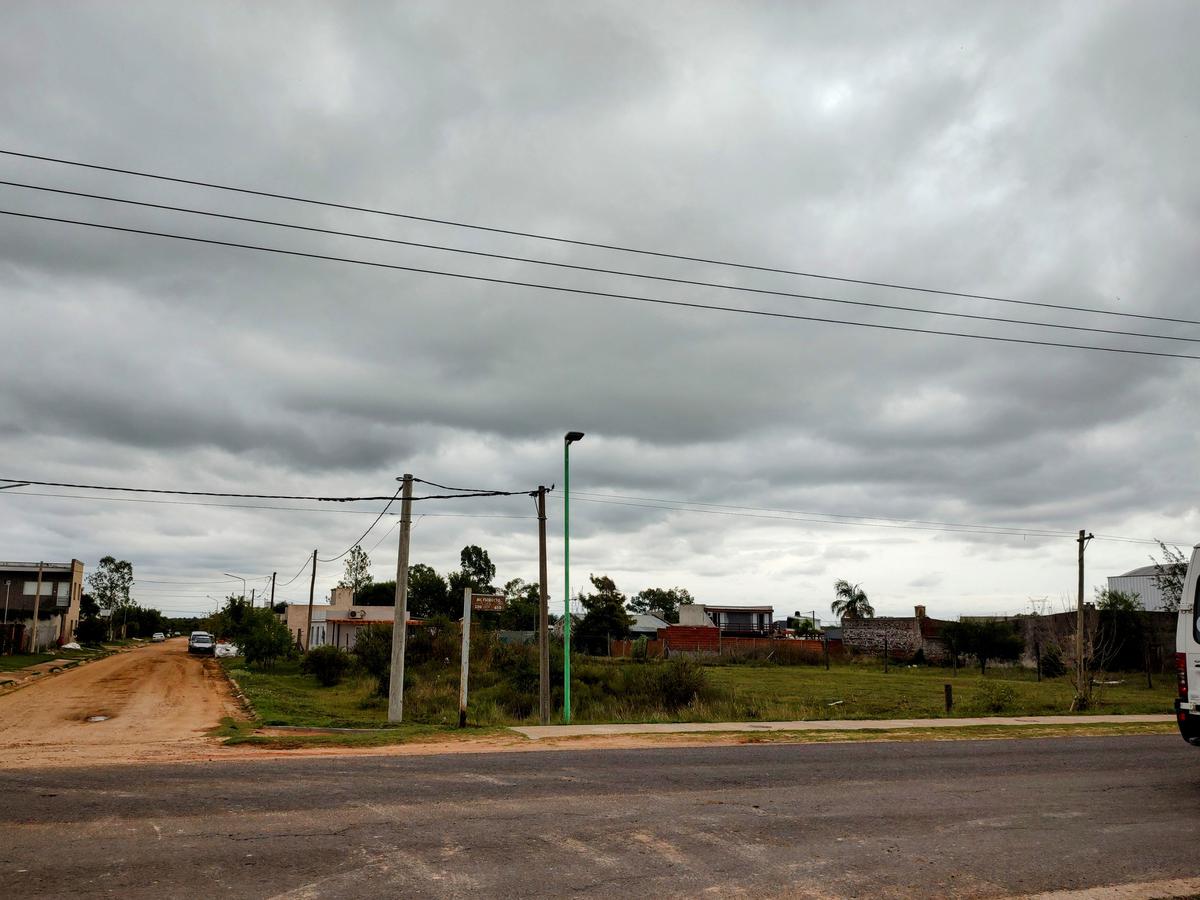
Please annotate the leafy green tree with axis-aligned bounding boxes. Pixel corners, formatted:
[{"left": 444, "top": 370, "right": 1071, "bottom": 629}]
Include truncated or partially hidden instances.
[
  {"left": 1150, "top": 541, "right": 1188, "bottom": 612},
  {"left": 831, "top": 579, "right": 874, "bottom": 620},
  {"left": 352, "top": 622, "right": 394, "bottom": 695},
  {"left": 87, "top": 556, "right": 134, "bottom": 639},
  {"left": 240, "top": 608, "right": 295, "bottom": 669},
  {"left": 500, "top": 578, "right": 540, "bottom": 630},
  {"left": 448, "top": 545, "right": 496, "bottom": 598},
  {"left": 628, "top": 586, "right": 694, "bottom": 624},
  {"left": 787, "top": 614, "right": 819, "bottom": 636},
  {"left": 338, "top": 544, "right": 373, "bottom": 602},
  {"left": 574, "top": 574, "right": 633, "bottom": 654},
  {"left": 945, "top": 619, "right": 1024, "bottom": 674},
  {"left": 409, "top": 565, "right": 451, "bottom": 618},
  {"left": 1096, "top": 587, "right": 1146, "bottom": 670}
]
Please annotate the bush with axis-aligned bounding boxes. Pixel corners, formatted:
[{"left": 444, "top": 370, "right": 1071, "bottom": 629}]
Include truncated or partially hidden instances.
[
  {"left": 75, "top": 616, "right": 107, "bottom": 646},
  {"left": 976, "top": 681, "right": 1017, "bottom": 713},
  {"left": 353, "top": 622, "right": 395, "bottom": 695},
  {"left": 241, "top": 609, "right": 296, "bottom": 669},
  {"left": 657, "top": 657, "right": 707, "bottom": 710},
  {"left": 301, "top": 645, "right": 353, "bottom": 686},
  {"left": 1039, "top": 642, "right": 1067, "bottom": 679}
]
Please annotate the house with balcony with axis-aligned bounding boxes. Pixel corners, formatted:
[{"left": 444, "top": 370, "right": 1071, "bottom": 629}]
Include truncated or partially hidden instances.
[{"left": 0, "top": 560, "right": 84, "bottom": 653}]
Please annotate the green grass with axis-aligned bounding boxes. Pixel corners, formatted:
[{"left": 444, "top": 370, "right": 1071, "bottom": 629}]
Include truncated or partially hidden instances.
[
  {"left": 224, "top": 655, "right": 1175, "bottom": 732},
  {"left": 703, "top": 662, "right": 1175, "bottom": 720},
  {"left": 0, "top": 648, "right": 98, "bottom": 672}
]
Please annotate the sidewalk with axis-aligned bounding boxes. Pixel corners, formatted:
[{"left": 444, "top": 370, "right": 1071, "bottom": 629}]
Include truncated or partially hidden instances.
[{"left": 511, "top": 714, "right": 1173, "bottom": 740}]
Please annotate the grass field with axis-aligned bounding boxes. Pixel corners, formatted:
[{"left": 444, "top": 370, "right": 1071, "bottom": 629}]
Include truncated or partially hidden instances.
[
  {"left": 0, "top": 647, "right": 99, "bottom": 672},
  {"left": 224, "top": 657, "right": 1175, "bottom": 729}
]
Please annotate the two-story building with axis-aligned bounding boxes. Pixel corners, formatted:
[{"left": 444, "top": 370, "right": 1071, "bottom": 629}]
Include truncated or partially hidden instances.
[{"left": 0, "top": 560, "right": 84, "bottom": 653}]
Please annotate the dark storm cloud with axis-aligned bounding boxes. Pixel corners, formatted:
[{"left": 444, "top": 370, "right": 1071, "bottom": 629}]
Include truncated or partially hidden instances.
[{"left": 1, "top": 1, "right": 1197, "bottom": 616}]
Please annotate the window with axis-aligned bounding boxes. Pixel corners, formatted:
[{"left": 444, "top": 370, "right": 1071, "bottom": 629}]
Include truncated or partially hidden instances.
[
  {"left": 23, "top": 581, "right": 53, "bottom": 597},
  {"left": 56, "top": 583, "right": 72, "bottom": 606}
]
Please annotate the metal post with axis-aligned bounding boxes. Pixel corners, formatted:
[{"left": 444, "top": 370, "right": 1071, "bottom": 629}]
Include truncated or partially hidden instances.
[
  {"left": 30, "top": 562, "right": 44, "bottom": 653},
  {"left": 304, "top": 550, "right": 317, "bottom": 651},
  {"left": 564, "top": 442, "right": 572, "bottom": 723},
  {"left": 387, "top": 474, "right": 415, "bottom": 723},
  {"left": 536, "top": 485, "right": 550, "bottom": 725},
  {"left": 459, "top": 587, "right": 472, "bottom": 728}
]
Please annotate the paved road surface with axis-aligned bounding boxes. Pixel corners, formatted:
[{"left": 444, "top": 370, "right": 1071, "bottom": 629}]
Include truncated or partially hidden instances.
[
  {"left": 0, "top": 639, "right": 238, "bottom": 768},
  {"left": 1, "top": 735, "right": 1196, "bottom": 898}
]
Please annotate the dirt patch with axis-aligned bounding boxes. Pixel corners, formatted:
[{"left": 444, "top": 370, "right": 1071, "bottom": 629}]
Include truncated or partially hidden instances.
[{"left": 0, "top": 639, "right": 242, "bottom": 769}]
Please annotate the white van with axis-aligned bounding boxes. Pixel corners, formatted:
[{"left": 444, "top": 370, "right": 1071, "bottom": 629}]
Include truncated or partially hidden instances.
[{"left": 1173, "top": 544, "right": 1200, "bottom": 744}]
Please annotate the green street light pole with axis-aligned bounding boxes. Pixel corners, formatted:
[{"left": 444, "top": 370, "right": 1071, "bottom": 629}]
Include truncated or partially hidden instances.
[{"left": 563, "top": 430, "right": 585, "bottom": 723}]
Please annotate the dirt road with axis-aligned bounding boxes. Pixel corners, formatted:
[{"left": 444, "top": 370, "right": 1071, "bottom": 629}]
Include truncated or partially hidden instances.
[{"left": 0, "top": 639, "right": 241, "bottom": 768}]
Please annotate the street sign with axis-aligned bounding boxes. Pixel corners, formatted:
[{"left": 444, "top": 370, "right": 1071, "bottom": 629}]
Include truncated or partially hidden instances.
[{"left": 471, "top": 593, "right": 506, "bottom": 612}]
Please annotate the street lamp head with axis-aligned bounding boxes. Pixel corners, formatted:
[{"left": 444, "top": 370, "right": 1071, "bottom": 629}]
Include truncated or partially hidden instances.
[{"left": 564, "top": 431, "right": 585, "bottom": 444}]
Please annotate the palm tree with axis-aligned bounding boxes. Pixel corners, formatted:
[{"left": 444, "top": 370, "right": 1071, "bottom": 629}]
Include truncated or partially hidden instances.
[{"left": 831, "top": 579, "right": 874, "bottom": 620}]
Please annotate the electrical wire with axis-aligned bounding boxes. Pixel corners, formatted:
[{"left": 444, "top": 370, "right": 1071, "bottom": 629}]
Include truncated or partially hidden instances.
[
  {"left": 0, "top": 476, "right": 396, "bottom": 501},
  {"left": 2, "top": 179, "right": 1193, "bottom": 345},
  {"left": 277, "top": 554, "right": 314, "bottom": 588},
  {"left": 318, "top": 486, "right": 402, "bottom": 562},
  {"left": 2, "top": 209, "right": 1196, "bottom": 361},
  {"left": 3, "top": 148, "right": 1195, "bottom": 327}
]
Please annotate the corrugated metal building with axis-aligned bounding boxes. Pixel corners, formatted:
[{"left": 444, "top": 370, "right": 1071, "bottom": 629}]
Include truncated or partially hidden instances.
[{"left": 1107, "top": 564, "right": 1170, "bottom": 610}]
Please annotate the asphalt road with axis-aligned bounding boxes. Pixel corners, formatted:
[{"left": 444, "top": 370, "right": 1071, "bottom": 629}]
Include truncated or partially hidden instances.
[{"left": 0, "top": 735, "right": 1196, "bottom": 899}]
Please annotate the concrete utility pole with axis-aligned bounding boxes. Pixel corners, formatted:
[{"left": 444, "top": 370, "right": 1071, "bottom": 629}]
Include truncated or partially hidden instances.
[
  {"left": 1075, "top": 529, "right": 1094, "bottom": 706},
  {"left": 388, "top": 474, "right": 415, "bottom": 723},
  {"left": 29, "top": 562, "right": 44, "bottom": 653},
  {"left": 459, "top": 587, "right": 472, "bottom": 728},
  {"left": 537, "top": 485, "right": 550, "bottom": 724},
  {"left": 304, "top": 550, "right": 317, "bottom": 650}
]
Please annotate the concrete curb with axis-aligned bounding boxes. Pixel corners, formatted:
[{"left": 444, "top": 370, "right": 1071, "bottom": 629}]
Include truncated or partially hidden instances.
[
  {"left": 216, "top": 661, "right": 257, "bottom": 720},
  {"left": 511, "top": 713, "right": 1175, "bottom": 740}
]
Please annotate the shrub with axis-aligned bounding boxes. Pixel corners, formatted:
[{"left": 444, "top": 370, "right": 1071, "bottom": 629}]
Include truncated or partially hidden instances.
[
  {"left": 241, "top": 609, "right": 296, "bottom": 669},
  {"left": 976, "top": 681, "right": 1017, "bottom": 713},
  {"left": 657, "top": 657, "right": 707, "bottom": 710},
  {"left": 301, "top": 645, "right": 353, "bottom": 687},
  {"left": 1039, "top": 643, "right": 1067, "bottom": 679},
  {"left": 75, "top": 616, "right": 107, "bottom": 646},
  {"left": 352, "top": 622, "right": 395, "bottom": 696}
]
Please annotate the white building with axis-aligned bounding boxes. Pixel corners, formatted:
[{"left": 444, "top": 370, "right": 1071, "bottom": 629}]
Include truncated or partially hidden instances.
[{"left": 1107, "top": 565, "right": 1170, "bottom": 610}]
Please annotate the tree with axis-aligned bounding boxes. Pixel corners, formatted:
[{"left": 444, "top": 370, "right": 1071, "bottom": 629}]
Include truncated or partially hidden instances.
[
  {"left": 410, "top": 565, "right": 451, "bottom": 618},
  {"left": 1096, "top": 587, "right": 1146, "bottom": 671},
  {"left": 787, "top": 614, "right": 819, "bottom": 636},
  {"left": 458, "top": 545, "right": 496, "bottom": 593},
  {"left": 239, "top": 608, "right": 295, "bottom": 669},
  {"left": 1150, "top": 541, "right": 1188, "bottom": 612},
  {"left": 500, "top": 578, "right": 540, "bottom": 631},
  {"left": 574, "top": 574, "right": 633, "bottom": 654},
  {"left": 944, "top": 619, "right": 1024, "bottom": 674},
  {"left": 831, "top": 579, "right": 874, "bottom": 620},
  {"left": 628, "top": 586, "right": 694, "bottom": 624},
  {"left": 86, "top": 556, "right": 134, "bottom": 639},
  {"left": 356, "top": 580, "right": 397, "bottom": 607},
  {"left": 338, "top": 544, "right": 373, "bottom": 602}
]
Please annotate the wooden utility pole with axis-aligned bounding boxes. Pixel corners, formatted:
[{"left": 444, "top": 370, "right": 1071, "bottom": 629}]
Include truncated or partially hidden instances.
[
  {"left": 537, "top": 485, "right": 550, "bottom": 724},
  {"left": 29, "top": 561, "right": 44, "bottom": 653},
  {"left": 1075, "top": 530, "right": 1094, "bottom": 708},
  {"left": 387, "top": 474, "right": 415, "bottom": 723},
  {"left": 250, "top": 588, "right": 255, "bottom": 609},
  {"left": 304, "top": 549, "right": 317, "bottom": 650},
  {"left": 270, "top": 572, "right": 276, "bottom": 609},
  {"left": 459, "top": 587, "right": 472, "bottom": 728}
]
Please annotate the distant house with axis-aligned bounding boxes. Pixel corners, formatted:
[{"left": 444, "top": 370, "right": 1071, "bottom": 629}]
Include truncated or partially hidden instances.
[
  {"left": 0, "top": 560, "right": 84, "bottom": 653},
  {"left": 629, "top": 613, "right": 669, "bottom": 638},
  {"left": 1107, "top": 565, "right": 1177, "bottom": 611},
  {"left": 678, "top": 603, "right": 773, "bottom": 636}
]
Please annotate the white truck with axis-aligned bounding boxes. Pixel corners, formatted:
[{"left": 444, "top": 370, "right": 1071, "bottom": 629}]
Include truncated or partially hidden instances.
[{"left": 1174, "top": 544, "right": 1200, "bottom": 744}]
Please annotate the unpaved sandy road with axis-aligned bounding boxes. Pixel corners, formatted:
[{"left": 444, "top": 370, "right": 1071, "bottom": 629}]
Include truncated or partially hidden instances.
[{"left": 0, "top": 639, "right": 241, "bottom": 768}]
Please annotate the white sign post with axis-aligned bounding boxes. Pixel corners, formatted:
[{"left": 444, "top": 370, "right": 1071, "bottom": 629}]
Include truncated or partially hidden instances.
[{"left": 459, "top": 587, "right": 472, "bottom": 728}]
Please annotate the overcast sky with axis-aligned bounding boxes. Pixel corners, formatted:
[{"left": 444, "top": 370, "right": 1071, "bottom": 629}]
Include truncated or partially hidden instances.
[{"left": 1, "top": 2, "right": 1197, "bottom": 620}]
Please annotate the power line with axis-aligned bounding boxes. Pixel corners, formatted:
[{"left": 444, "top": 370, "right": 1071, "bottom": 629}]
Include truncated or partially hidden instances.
[
  {"left": 318, "top": 486, "right": 402, "bottom": 562},
  {"left": 3, "top": 209, "right": 1197, "bottom": 362},
  {"left": 3, "top": 178, "right": 1194, "bottom": 345},
  {"left": 0, "top": 476, "right": 396, "bottom": 501},
  {"left": 3, "top": 148, "right": 1195, "bottom": 327}
]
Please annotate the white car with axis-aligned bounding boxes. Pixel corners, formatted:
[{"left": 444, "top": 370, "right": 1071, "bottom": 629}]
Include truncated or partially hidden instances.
[
  {"left": 1173, "top": 542, "right": 1200, "bottom": 745},
  {"left": 214, "top": 642, "right": 240, "bottom": 658},
  {"left": 151, "top": 632, "right": 166, "bottom": 643}
]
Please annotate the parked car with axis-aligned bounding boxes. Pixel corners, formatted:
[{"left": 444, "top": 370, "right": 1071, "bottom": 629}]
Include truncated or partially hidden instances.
[
  {"left": 1174, "top": 542, "right": 1200, "bottom": 745},
  {"left": 214, "top": 642, "right": 239, "bottom": 658},
  {"left": 188, "top": 632, "right": 215, "bottom": 655},
  {"left": 151, "top": 632, "right": 166, "bottom": 643}
]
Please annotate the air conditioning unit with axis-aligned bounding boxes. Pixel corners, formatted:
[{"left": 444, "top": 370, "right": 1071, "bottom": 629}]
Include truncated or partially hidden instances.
[{"left": 348, "top": 609, "right": 364, "bottom": 619}]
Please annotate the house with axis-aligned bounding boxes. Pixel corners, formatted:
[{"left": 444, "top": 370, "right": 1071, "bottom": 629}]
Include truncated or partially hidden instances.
[
  {"left": 679, "top": 603, "right": 774, "bottom": 636},
  {"left": 0, "top": 560, "right": 84, "bottom": 653},
  {"left": 629, "top": 613, "right": 669, "bottom": 637},
  {"left": 1107, "top": 565, "right": 1175, "bottom": 611},
  {"left": 278, "top": 601, "right": 330, "bottom": 649}
]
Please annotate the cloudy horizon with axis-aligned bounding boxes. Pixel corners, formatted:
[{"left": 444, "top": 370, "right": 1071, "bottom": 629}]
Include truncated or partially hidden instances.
[{"left": 1, "top": 1, "right": 1197, "bottom": 620}]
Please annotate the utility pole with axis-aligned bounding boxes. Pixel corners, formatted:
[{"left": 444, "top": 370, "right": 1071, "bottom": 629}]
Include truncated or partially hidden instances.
[
  {"left": 30, "top": 562, "right": 44, "bottom": 653},
  {"left": 459, "top": 587, "right": 472, "bottom": 728},
  {"left": 536, "top": 485, "right": 550, "bottom": 725},
  {"left": 388, "top": 474, "right": 415, "bottom": 723},
  {"left": 304, "top": 549, "right": 317, "bottom": 651},
  {"left": 1075, "top": 529, "right": 1094, "bottom": 708},
  {"left": 270, "top": 572, "right": 276, "bottom": 610},
  {"left": 250, "top": 588, "right": 255, "bottom": 609}
]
